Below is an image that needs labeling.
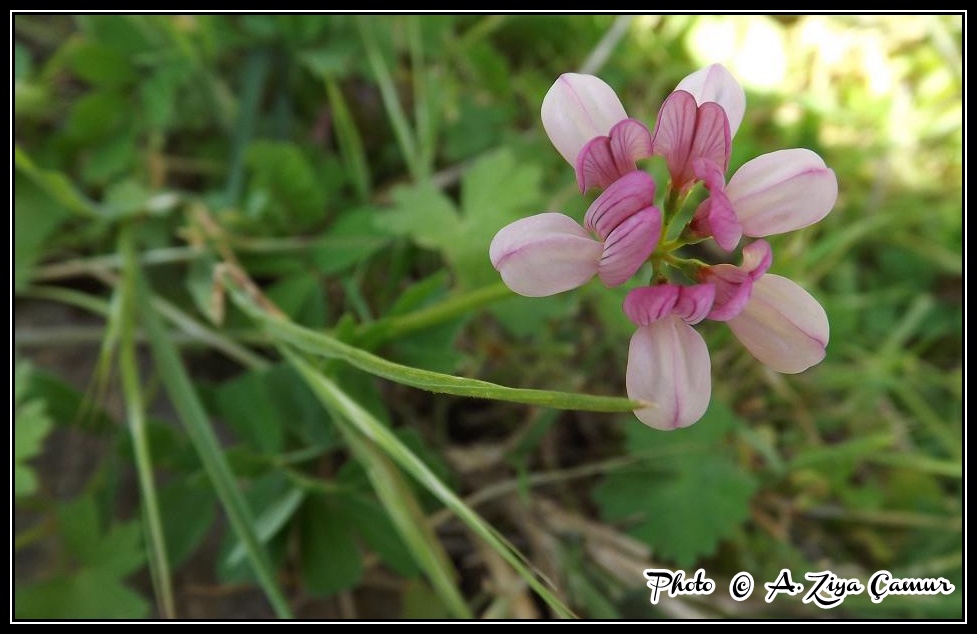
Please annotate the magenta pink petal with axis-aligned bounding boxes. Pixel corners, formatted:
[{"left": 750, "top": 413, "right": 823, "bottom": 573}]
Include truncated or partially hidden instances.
[
  {"left": 675, "top": 63, "right": 746, "bottom": 138},
  {"left": 608, "top": 118, "right": 654, "bottom": 174},
  {"left": 584, "top": 171, "right": 657, "bottom": 239},
  {"left": 673, "top": 283, "right": 716, "bottom": 325},
  {"left": 651, "top": 90, "right": 696, "bottom": 189},
  {"left": 623, "top": 284, "right": 680, "bottom": 326},
  {"left": 597, "top": 207, "right": 661, "bottom": 287},
  {"left": 575, "top": 136, "right": 620, "bottom": 192}
]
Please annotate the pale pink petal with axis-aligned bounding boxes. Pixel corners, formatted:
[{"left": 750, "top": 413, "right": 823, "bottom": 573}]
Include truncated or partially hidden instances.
[
  {"left": 726, "top": 149, "right": 838, "bottom": 237},
  {"left": 727, "top": 274, "right": 829, "bottom": 373},
  {"left": 541, "top": 73, "right": 628, "bottom": 166},
  {"left": 675, "top": 63, "right": 746, "bottom": 138},
  {"left": 627, "top": 315, "right": 712, "bottom": 430},
  {"left": 490, "top": 213, "right": 602, "bottom": 297},
  {"left": 597, "top": 207, "right": 661, "bottom": 287},
  {"left": 584, "top": 171, "right": 657, "bottom": 239}
]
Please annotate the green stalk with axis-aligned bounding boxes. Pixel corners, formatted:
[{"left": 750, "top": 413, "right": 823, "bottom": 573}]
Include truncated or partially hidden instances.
[
  {"left": 227, "top": 282, "right": 643, "bottom": 413},
  {"left": 357, "top": 18, "right": 421, "bottom": 181},
  {"left": 313, "top": 380, "right": 471, "bottom": 618},
  {"left": 134, "top": 266, "right": 293, "bottom": 618},
  {"left": 356, "top": 281, "right": 512, "bottom": 345},
  {"left": 118, "top": 226, "right": 175, "bottom": 618},
  {"left": 286, "top": 349, "right": 576, "bottom": 618},
  {"left": 325, "top": 77, "right": 371, "bottom": 202}
]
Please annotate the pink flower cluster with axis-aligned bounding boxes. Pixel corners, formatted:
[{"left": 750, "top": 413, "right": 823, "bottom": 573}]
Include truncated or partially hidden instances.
[{"left": 490, "top": 65, "right": 837, "bottom": 430}]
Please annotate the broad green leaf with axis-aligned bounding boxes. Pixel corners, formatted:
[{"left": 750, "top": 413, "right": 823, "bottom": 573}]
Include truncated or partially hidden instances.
[
  {"left": 13, "top": 176, "right": 70, "bottom": 291},
  {"left": 14, "top": 362, "right": 53, "bottom": 497},
  {"left": 299, "top": 495, "right": 363, "bottom": 596},
  {"left": 377, "top": 148, "right": 545, "bottom": 289},
  {"left": 594, "top": 401, "right": 757, "bottom": 567},
  {"left": 15, "top": 568, "right": 149, "bottom": 619},
  {"left": 310, "top": 207, "right": 389, "bottom": 275},
  {"left": 343, "top": 493, "right": 419, "bottom": 576},
  {"left": 245, "top": 141, "right": 329, "bottom": 231},
  {"left": 385, "top": 273, "right": 465, "bottom": 372},
  {"left": 216, "top": 372, "right": 285, "bottom": 453},
  {"left": 14, "top": 147, "right": 101, "bottom": 217},
  {"left": 380, "top": 181, "right": 460, "bottom": 251},
  {"left": 65, "top": 40, "right": 138, "bottom": 88},
  {"left": 64, "top": 90, "right": 130, "bottom": 143},
  {"left": 265, "top": 272, "right": 326, "bottom": 328},
  {"left": 158, "top": 477, "right": 217, "bottom": 568},
  {"left": 54, "top": 495, "right": 146, "bottom": 578}
]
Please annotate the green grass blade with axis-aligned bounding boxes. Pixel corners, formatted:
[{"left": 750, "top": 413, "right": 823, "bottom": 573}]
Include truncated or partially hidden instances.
[
  {"left": 357, "top": 18, "right": 421, "bottom": 180},
  {"left": 118, "top": 226, "right": 175, "bottom": 618},
  {"left": 285, "top": 349, "right": 576, "bottom": 618},
  {"left": 309, "top": 379, "right": 471, "bottom": 617},
  {"left": 134, "top": 266, "right": 293, "bottom": 619},
  {"left": 325, "top": 77, "right": 371, "bottom": 203}
]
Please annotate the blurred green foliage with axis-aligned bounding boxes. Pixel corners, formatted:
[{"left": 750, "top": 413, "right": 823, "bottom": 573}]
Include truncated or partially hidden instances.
[{"left": 14, "top": 14, "right": 962, "bottom": 620}]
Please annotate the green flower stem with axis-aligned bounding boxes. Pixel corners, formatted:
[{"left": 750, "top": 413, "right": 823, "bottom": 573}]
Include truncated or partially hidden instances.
[
  {"left": 222, "top": 273, "right": 645, "bottom": 413},
  {"left": 355, "top": 281, "right": 513, "bottom": 346}
]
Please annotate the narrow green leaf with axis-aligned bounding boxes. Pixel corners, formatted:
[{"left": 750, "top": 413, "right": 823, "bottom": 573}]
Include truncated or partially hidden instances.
[
  {"left": 118, "top": 225, "right": 175, "bottom": 617},
  {"left": 330, "top": 407, "right": 471, "bottom": 617},
  {"left": 134, "top": 266, "right": 293, "bottom": 618},
  {"left": 285, "top": 350, "right": 576, "bottom": 618},
  {"left": 14, "top": 146, "right": 101, "bottom": 217}
]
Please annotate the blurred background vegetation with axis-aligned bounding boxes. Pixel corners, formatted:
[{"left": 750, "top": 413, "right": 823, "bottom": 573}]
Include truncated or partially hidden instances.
[{"left": 13, "top": 14, "right": 962, "bottom": 619}]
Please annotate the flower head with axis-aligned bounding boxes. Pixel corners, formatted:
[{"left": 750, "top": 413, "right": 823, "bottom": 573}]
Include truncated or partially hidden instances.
[{"left": 490, "top": 63, "right": 835, "bottom": 430}]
